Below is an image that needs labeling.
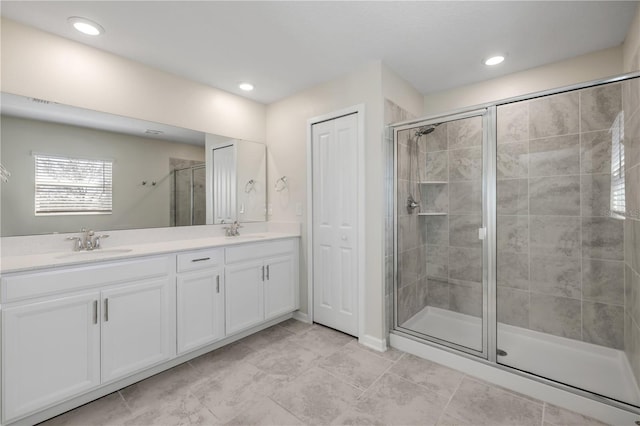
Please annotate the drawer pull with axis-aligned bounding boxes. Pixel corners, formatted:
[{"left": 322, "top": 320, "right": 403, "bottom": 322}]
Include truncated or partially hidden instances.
[
  {"left": 216, "top": 275, "right": 220, "bottom": 293},
  {"left": 262, "top": 265, "right": 265, "bottom": 281},
  {"left": 191, "top": 257, "right": 211, "bottom": 263},
  {"left": 266, "top": 265, "right": 270, "bottom": 280},
  {"left": 104, "top": 298, "right": 109, "bottom": 322},
  {"left": 93, "top": 300, "right": 98, "bottom": 324}
]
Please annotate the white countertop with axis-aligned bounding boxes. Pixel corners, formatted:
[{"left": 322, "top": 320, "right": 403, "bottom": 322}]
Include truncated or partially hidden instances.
[{"left": 0, "top": 232, "right": 299, "bottom": 274}]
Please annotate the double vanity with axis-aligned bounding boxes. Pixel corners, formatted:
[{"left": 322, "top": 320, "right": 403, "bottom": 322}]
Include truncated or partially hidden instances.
[{"left": 0, "top": 229, "right": 300, "bottom": 425}]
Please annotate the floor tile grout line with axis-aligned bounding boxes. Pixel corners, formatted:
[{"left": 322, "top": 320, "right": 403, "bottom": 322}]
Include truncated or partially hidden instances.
[
  {"left": 312, "top": 364, "right": 367, "bottom": 397},
  {"left": 353, "top": 352, "right": 406, "bottom": 402},
  {"left": 434, "top": 373, "right": 465, "bottom": 426},
  {"left": 266, "top": 394, "right": 310, "bottom": 425},
  {"left": 462, "top": 374, "right": 545, "bottom": 408},
  {"left": 383, "top": 368, "right": 462, "bottom": 401},
  {"left": 541, "top": 401, "right": 547, "bottom": 426},
  {"left": 117, "top": 389, "right": 134, "bottom": 413}
]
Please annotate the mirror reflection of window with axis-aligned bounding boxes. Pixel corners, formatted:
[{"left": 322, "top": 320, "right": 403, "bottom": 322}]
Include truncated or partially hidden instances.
[
  {"left": 610, "top": 111, "right": 625, "bottom": 218},
  {"left": 34, "top": 154, "right": 113, "bottom": 215}
]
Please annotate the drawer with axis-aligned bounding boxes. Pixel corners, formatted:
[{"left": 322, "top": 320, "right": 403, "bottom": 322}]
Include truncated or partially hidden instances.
[
  {"left": 1, "top": 255, "right": 171, "bottom": 303},
  {"left": 176, "top": 248, "right": 223, "bottom": 273},
  {"left": 225, "top": 238, "right": 296, "bottom": 264}
]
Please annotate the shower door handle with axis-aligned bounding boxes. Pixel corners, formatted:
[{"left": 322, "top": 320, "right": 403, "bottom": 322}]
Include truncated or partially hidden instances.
[{"left": 478, "top": 227, "right": 487, "bottom": 240}]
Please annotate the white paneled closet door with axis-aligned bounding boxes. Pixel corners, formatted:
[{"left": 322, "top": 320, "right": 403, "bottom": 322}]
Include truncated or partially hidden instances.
[
  {"left": 212, "top": 145, "right": 236, "bottom": 224},
  {"left": 312, "top": 113, "right": 358, "bottom": 336}
]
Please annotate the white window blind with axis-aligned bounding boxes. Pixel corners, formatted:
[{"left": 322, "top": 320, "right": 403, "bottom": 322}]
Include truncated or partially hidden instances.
[
  {"left": 610, "top": 111, "right": 625, "bottom": 218},
  {"left": 35, "top": 154, "right": 113, "bottom": 214}
]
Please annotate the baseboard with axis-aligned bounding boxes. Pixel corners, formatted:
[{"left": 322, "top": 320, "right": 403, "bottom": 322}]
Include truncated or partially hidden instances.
[
  {"left": 358, "top": 334, "right": 388, "bottom": 352},
  {"left": 292, "top": 310, "right": 310, "bottom": 323},
  {"left": 390, "top": 333, "right": 638, "bottom": 425}
]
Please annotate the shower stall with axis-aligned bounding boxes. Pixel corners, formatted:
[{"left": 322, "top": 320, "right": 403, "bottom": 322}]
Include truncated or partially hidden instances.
[
  {"left": 172, "top": 163, "right": 206, "bottom": 226},
  {"left": 391, "top": 73, "right": 640, "bottom": 413}
]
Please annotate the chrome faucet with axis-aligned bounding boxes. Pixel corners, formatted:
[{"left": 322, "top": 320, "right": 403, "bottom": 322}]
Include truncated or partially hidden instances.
[
  {"left": 66, "top": 228, "right": 109, "bottom": 251},
  {"left": 224, "top": 221, "right": 242, "bottom": 237}
]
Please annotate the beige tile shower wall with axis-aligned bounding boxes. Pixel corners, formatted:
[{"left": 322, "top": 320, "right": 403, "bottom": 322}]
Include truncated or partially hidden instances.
[
  {"left": 384, "top": 99, "right": 416, "bottom": 333},
  {"left": 395, "top": 116, "right": 484, "bottom": 326},
  {"left": 423, "top": 117, "right": 484, "bottom": 318},
  {"left": 496, "top": 82, "right": 630, "bottom": 350},
  {"left": 396, "top": 127, "right": 427, "bottom": 325},
  {"left": 623, "top": 76, "right": 640, "bottom": 384},
  {"left": 622, "top": 2, "right": 640, "bottom": 387}
]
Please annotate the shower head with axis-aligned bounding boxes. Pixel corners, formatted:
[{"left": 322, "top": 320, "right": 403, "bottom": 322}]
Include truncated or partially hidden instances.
[{"left": 415, "top": 123, "right": 440, "bottom": 138}]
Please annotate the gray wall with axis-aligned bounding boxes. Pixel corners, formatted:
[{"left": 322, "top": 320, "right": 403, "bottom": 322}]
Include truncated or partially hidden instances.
[{"left": 1, "top": 116, "right": 204, "bottom": 236}]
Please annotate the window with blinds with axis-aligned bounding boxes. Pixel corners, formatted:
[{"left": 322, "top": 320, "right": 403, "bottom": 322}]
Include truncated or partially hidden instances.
[
  {"left": 35, "top": 154, "right": 113, "bottom": 215},
  {"left": 610, "top": 111, "right": 625, "bottom": 218}
]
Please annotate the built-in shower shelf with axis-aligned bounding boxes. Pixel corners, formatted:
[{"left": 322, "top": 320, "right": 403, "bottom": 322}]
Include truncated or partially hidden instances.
[
  {"left": 420, "top": 181, "right": 448, "bottom": 184},
  {"left": 418, "top": 212, "right": 447, "bottom": 216}
]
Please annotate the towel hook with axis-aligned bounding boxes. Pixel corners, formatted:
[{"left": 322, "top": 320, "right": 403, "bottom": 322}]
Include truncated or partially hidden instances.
[
  {"left": 245, "top": 179, "right": 256, "bottom": 193},
  {"left": 275, "top": 176, "right": 288, "bottom": 192},
  {"left": 0, "top": 163, "right": 10, "bottom": 183}
]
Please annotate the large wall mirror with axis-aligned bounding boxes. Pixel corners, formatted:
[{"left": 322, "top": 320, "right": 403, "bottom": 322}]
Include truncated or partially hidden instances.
[{"left": 0, "top": 92, "right": 266, "bottom": 237}]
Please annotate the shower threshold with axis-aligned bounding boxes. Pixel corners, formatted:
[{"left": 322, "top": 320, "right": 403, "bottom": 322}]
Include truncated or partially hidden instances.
[{"left": 400, "top": 306, "right": 640, "bottom": 406}]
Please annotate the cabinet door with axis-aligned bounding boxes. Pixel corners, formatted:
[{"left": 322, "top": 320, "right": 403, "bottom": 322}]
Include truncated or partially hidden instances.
[
  {"left": 225, "top": 260, "right": 264, "bottom": 335},
  {"left": 2, "top": 292, "right": 100, "bottom": 421},
  {"left": 176, "top": 268, "right": 225, "bottom": 354},
  {"left": 264, "top": 254, "right": 297, "bottom": 320},
  {"left": 101, "top": 277, "right": 174, "bottom": 383}
]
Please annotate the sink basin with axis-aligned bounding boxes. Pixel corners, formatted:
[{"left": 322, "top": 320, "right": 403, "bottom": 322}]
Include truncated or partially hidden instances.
[{"left": 55, "top": 248, "right": 133, "bottom": 259}]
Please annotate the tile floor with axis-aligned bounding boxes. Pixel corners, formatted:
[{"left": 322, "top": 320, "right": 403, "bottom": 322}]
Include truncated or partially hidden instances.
[{"left": 41, "top": 319, "right": 608, "bottom": 426}]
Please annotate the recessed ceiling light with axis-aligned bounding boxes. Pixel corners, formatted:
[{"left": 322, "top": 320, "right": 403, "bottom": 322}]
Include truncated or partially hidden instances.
[
  {"left": 484, "top": 55, "right": 505, "bottom": 66},
  {"left": 238, "top": 82, "right": 254, "bottom": 92},
  {"left": 68, "top": 17, "right": 104, "bottom": 36}
]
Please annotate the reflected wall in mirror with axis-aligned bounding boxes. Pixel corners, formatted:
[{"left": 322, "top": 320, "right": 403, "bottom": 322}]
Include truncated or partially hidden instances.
[
  {"left": 0, "top": 92, "right": 266, "bottom": 237},
  {"left": 206, "top": 137, "right": 267, "bottom": 224}
]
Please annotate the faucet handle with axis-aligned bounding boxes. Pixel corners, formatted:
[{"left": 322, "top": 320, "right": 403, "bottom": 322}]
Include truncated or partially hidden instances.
[
  {"left": 94, "top": 234, "right": 109, "bottom": 249},
  {"left": 66, "top": 236, "right": 83, "bottom": 251}
]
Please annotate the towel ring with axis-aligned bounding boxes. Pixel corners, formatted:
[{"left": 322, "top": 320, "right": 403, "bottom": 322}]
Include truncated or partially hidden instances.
[
  {"left": 275, "top": 176, "right": 288, "bottom": 192},
  {"left": 245, "top": 179, "right": 256, "bottom": 193}
]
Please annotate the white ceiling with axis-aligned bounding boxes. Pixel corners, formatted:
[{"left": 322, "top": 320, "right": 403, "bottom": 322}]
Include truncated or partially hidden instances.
[{"left": 1, "top": 1, "right": 638, "bottom": 104}]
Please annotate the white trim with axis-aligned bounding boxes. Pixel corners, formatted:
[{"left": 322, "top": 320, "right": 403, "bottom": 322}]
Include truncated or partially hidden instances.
[
  {"left": 390, "top": 333, "right": 638, "bottom": 425},
  {"left": 358, "top": 334, "right": 388, "bottom": 352},
  {"left": 292, "top": 310, "right": 310, "bottom": 324},
  {"left": 306, "top": 104, "right": 366, "bottom": 338}
]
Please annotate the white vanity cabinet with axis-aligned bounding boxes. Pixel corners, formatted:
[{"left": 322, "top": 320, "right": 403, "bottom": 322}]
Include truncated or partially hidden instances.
[
  {"left": 225, "top": 239, "right": 298, "bottom": 335},
  {"left": 0, "top": 235, "right": 299, "bottom": 425},
  {"left": 101, "top": 277, "right": 174, "bottom": 382},
  {"left": 0, "top": 255, "right": 175, "bottom": 422},
  {"left": 2, "top": 291, "right": 101, "bottom": 421},
  {"left": 176, "top": 248, "right": 225, "bottom": 354}
]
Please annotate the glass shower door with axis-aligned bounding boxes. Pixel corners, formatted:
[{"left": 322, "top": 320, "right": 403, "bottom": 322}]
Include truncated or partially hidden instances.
[
  {"left": 395, "top": 109, "right": 489, "bottom": 356},
  {"left": 495, "top": 77, "right": 640, "bottom": 408}
]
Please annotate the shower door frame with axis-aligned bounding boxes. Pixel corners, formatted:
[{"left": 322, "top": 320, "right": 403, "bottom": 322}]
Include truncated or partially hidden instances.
[
  {"left": 392, "top": 106, "right": 496, "bottom": 360},
  {"left": 173, "top": 164, "right": 206, "bottom": 226},
  {"left": 390, "top": 70, "right": 640, "bottom": 415}
]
